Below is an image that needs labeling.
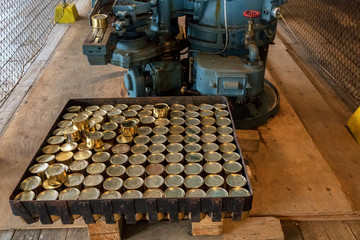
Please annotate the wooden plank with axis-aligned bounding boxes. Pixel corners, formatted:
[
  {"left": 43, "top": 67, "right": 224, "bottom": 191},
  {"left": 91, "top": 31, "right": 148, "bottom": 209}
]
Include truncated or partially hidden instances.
[
  {"left": 236, "top": 129, "right": 260, "bottom": 152},
  {"left": 66, "top": 228, "right": 89, "bottom": 240},
  {"left": 298, "top": 221, "right": 330, "bottom": 240},
  {"left": 192, "top": 216, "right": 223, "bottom": 236},
  {"left": 281, "top": 222, "right": 303, "bottom": 240},
  {"left": 347, "top": 220, "right": 360, "bottom": 239},
  {"left": 11, "top": 229, "right": 41, "bottom": 240},
  {"left": 39, "top": 229, "right": 68, "bottom": 240},
  {"left": 88, "top": 219, "right": 123, "bottom": 240},
  {"left": 322, "top": 221, "right": 357, "bottom": 240},
  {"left": 0, "top": 230, "right": 14, "bottom": 240}
]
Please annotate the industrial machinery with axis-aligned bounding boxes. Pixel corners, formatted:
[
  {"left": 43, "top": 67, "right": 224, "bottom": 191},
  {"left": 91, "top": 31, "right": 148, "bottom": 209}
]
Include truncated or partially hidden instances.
[{"left": 83, "top": 0, "right": 287, "bottom": 128}]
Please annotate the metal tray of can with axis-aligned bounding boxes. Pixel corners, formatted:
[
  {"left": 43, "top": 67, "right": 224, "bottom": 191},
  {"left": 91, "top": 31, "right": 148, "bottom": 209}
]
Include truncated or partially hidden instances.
[{"left": 9, "top": 96, "right": 253, "bottom": 225}]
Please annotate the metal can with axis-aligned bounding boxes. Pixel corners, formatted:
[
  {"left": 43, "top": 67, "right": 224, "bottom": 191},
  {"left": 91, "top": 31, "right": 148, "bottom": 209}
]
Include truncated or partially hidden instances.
[
  {"left": 83, "top": 174, "right": 104, "bottom": 190},
  {"left": 154, "top": 118, "right": 170, "bottom": 126},
  {"left": 100, "top": 104, "right": 114, "bottom": 112},
  {"left": 201, "top": 125, "right": 217, "bottom": 134},
  {"left": 106, "top": 165, "right": 126, "bottom": 178},
  {"left": 149, "top": 143, "right": 166, "bottom": 154},
  {"left": 72, "top": 114, "right": 89, "bottom": 131},
  {"left": 140, "top": 116, "right": 155, "bottom": 126},
  {"left": 148, "top": 153, "right": 165, "bottom": 164},
  {"left": 102, "top": 130, "right": 117, "bottom": 143},
  {"left": 107, "top": 109, "right": 122, "bottom": 118},
  {"left": 215, "top": 109, "right": 229, "bottom": 118},
  {"left": 185, "top": 152, "right": 203, "bottom": 163},
  {"left": 112, "top": 144, "right": 131, "bottom": 155},
  {"left": 169, "top": 117, "right": 185, "bottom": 126},
  {"left": 86, "top": 162, "right": 106, "bottom": 176},
  {"left": 186, "top": 189, "right": 206, "bottom": 197},
  {"left": 199, "top": 110, "right": 214, "bottom": 118},
  {"left": 165, "top": 152, "right": 184, "bottom": 164},
  {"left": 199, "top": 104, "right": 213, "bottom": 111},
  {"left": 65, "top": 173, "right": 84, "bottom": 190},
  {"left": 86, "top": 131, "right": 104, "bottom": 149},
  {"left": 29, "top": 163, "right": 49, "bottom": 181},
  {"left": 201, "top": 117, "right": 216, "bottom": 126},
  {"left": 110, "top": 115, "right": 125, "bottom": 124},
  {"left": 200, "top": 134, "right": 217, "bottom": 143},
  {"left": 36, "top": 191, "right": 62, "bottom": 221},
  {"left": 59, "top": 188, "right": 80, "bottom": 200},
  {"left": 153, "top": 126, "right": 169, "bottom": 135},
  {"left": 138, "top": 110, "right": 152, "bottom": 117},
  {"left": 74, "top": 150, "right": 92, "bottom": 162},
  {"left": 171, "top": 104, "right": 185, "bottom": 111},
  {"left": 185, "top": 104, "right": 199, "bottom": 112},
  {"left": 146, "top": 164, "right": 165, "bottom": 176},
  {"left": 63, "top": 127, "right": 81, "bottom": 143},
  {"left": 204, "top": 151, "right": 222, "bottom": 162},
  {"left": 36, "top": 154, "right": 55, "bottom": 164},
  {"left": 213, "top": 103, "right": 227, "bottom": 110},
  {"left": 144, "top": 188, "right": 164, "bottom": 198},
  {"left": 184, "top": 134, "right": 200, "bottom": 144},
  {"left": 219, "top": 143, "right": 237, "bottom": 153},
  {"left": 184, "top": 175, "right": 204, "bottom": 190},
  {"left": 114, "top": 103, "right": 128, "bottom": 111},
  {"left": 62, "top": 113, "right": 78, "bottom": 120},
  {"left": 217, "top": 134, "right": 234, "bottom": 143},
  {"left": 169, "top": 125, "right": 186, "bottom": 135},
  {"left": 79, "top": 188, "right": 101, "bottom": 200},
  {"left": 120, "top": 119, "right": 139, "bottom": 136},
  {"left": 128, "top": 104, "right": 142, "bottom": 112},
  {"left": 206, "top": 187, "right": 228, "bottom": 197},
  {"left": 102, "top": 122, "right": 118, "bottom": 131},
  {"left": 14, "top": 191, "right": 36, "bottom": 201},
  {"left": 20, "top": 176, "right": 42, "bottom": 193},
  {"left": 116, "top": 134, "right": 133, "bottom": 144},
  {"left": 103, "top": 177, "right": 124, "bottom": 191},
  {"left": 110, "top": 154, "right": 128, "bottom": 166},
  {"left": 185, "top": 125, "right": 201, "bottom": 135},
  {"left": 124, "top": 177, "right": 144, "bottom": 191},
  {"left": 134, "top": 135, "right": 151, "bottom": 145},
  {"left": 184, "top": 111, "right": 199, "bottom": 118},
  {"left": 166, "top": 143, "right": 183, "bottom": 153},
  {"left": 46, "top": 163, "right": 67, "bottom": 185},
  {"left": 144, "top": 175, "right": 164, "bottom": 189},
  {"left": 202, "top": 143, "right": 219, "bottom": 152},
  {"left": 223, "top": 161, "right": 243, "bottom": 175},
  {"left": 78, "top": 142, "right": 92, "bottom": 151},
  {"left": 43, "top": 179, "right": 62, "bottom": 191},
  {"left": 92, "top": 152, "right": 110, "bottom": 165},
  {"left": 101, "top": 190, "right": 122, "bottom": 199},
  {"left": 67, "top": 105, "right": 82, "bottom": 113},
  {"left": 57, "top": 120, "right": 73, "bottom": 128},
  {"left": 164, "top": 187, "right": 185, "bottom": 197},
  {"left": 47, "top": 135, "right": 65, "bottom": 145},
  {"left": 204, "top": 174, "right": 225, "bottom": 188},
  {"left": 123, "top": 110, "right": 138, "bottom": 118},
  {"left": 165, "top": 163, "right": 184, "bottom": 175},
  {"left": 85, "top": 105, "right": 100, "bottom": 112},
  {"left": 222, "top": 152, "right": 241, "bottom": 162},
  {"left": 216, "top": 117, "right": 232, "bottom": 127},
  {"left": 55, "top": 151, "right": 74, "bottom": 166},
  {"left": 151, "top": 135, "right": 167, "bottom": 144},
  {"left": 164, "top": 175, "right": 184, "bottom": 188},
  {"left": 229, "top": 187, "right": 251, "bottom": 197},
  {"left": 137, "top": 126, "right": 152, "bottom": 136},
  {"left": 53, "top": 128, "right": 65, "bottom": 136},
  {"left": 129, "top": 154, "right": 147, "bottom": 165},
  {"left": 78, "top": 110, "right": 92, "bottom": 117},
  {"left": 90, "top": 116, "right": 105, "bottom": 125},
  {"left": 131, "top": 144, "right": 148, "bottom": 154},
  {"left": 184, "top": 163, "right": 203, "bottom": 175},
  {"left": 60, "top": 142, "right": 78, "bottom": 152},
  {"left": 167, "top": 134, "right": 183, "bottom": 143},
  {"left": 226, "top": 174, "right": 247, "bottom": 188},
  {"left": 170, "top": 110, "right": 185, "bottom": 118},
  {"left": 204, "top": 162, "right": 223, "bottom": 175},
  {"left": 126, "top": 165, "right": 146, "bottom": 178},
  {"left": 69, "top": 160, "right": 88, "bottom": 175},
  {"left": 184, "top": 143, "right": 202, "bottom": 153},
  {"left": 185, "top": 117, "right": 200, "bottom": 126},
  {"left": 122, "top": 190, "right": 144, "bottom": 221},
  {"left": 153, "top": 103, "right": 170, "bottom": 118}
]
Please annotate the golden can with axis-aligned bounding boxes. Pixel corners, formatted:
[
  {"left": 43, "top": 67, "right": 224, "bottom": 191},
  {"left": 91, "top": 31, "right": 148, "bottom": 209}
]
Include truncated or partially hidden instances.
[
  {"left": 114, "top": 103, "right": 128, "bottom": 111},
  {"left": 164, "top": 175, "right": 184, "bottom": 188},
  {"left": 184, "top": 175, "right": 204, "bottom": 190},
  {"left": 167, "top": 134, "right": 183, "bottom": 143},
  {"left": 184, "top": 163, "right": 203, "bottom": 175},
  {"left": 124, "top": 177, "right": 144, "bottom": 191},
  {"left": 164, "top": 187, "right": 185, "bottom": 197},
  {"left": 140, "top": 116, "right": 155, "bottom": 126},
  {"left": 36, "top": 154, "right": 55, "bottom": 164},
  {"left": 126, "top": 165, "right": 145, "bottom": 178},
  {"left": 36, "top": 189, "right": 58, "bottom": 200},
  {"left": 165, "top": 163, "right": 184, "bottom": 175},
  {"left": 148, "top": 153, "right": 166, "bottom": 164},
  {"left": 204, "top": 151, "right": 222, "bottom": 162},
  {"left": 14, "top": 191, "right": 35, "bottom": 201},
  {"left": 199, "top": 104, "right": 213, "bottom": 111},
  {"left": 20, "top": 176, "right": 42, "bottom": 193},
  {"left": 53, "top": 128, "right": 65, "bottom": 136},
  {"left": 63, "top": 127, "right": 81, "bottom": 143},
  {"left": 122, "top": 190, "right": 144, "bottom": 221},
  {"left": 95, "top": 142, "right": 112, "bottom": 154},
  {"left": 69, "top": 159, "right": 88, "bottom": 175},
  {"left": 144, "top": 188, "right": 164, "bottom": 198},
  {"left": 120, "top": 119, "right": 138, "bottom": 136},
  {"left": 223, "top": 161, "right": 243, "bottom": 175},
  {"left": 85, "top": 105, "right": 100, "bottom": 112},
  {"left": 106, "top": 164, "right": 126, "bottom": 178},
  {"left": 100, "top": 104, "right": 114, "bottom": 112},
  {"left": 222, "top": 152, "right": 241, "bottom": 162},
  {"left": 123, "top": 110, "right": 138, "bottom": 118},
  {"left": 86, "top": 163, "right": 106, "bottom": 175},
  {"left": 137, "top": 126, "right": 152, "bottom": 136},
  {"left": 199, "top": 110, "right": 214, "bottom": 118},
  {"left": 207, "top": 187, "right": 228, "bottom": 197},
  {"left": 138, "top": 110, "right": 152, "bottom": 117},
  {"left": 62, "top": 112, "right": 78, "bottom": 120},
  {"left": 112, "top": 143, "right": 131, "bottom": 155},
  {"left": 171, "top": 104, "right": 185, "bottom": 111},
  {"left": 217, "top": 134, "right": 234, "bottom": 143},
  {"left": 153, "top": 126, "right": 169, "bottom": 135},
  {"left": 226, "top": 174, "right": 247, "bottom": 188},
  {"left": 202, "top": 142, "right": 219, "bottom": 152},
  {"left": 66, "top": 105, "right": 82, "bottom": 113},
  {"left": 153, "top": 103, "right": 170, "bottom": 118},
  {"left": 102, "top": 122, "right": 118, "bottom": 131},
  {"left": 43, "top": 179, "right": 62, "bottom": 191},
  {"left": 144, "top": 175, "right": 164, "bottom": 189},
  {"left": 184, "top": 143, "right": 202, "bottom": 153},
  {"left": 170, "top": 110, "right": 185, "bottom": 118},
  {"left": 93, "top": 110, "right": 108, "bottom": 120},
  {"left": 184, "top": 134, "right": 200, "bottom": 144},
  {"left": 201, "top": 125, "right": 217, "bottom": 134},
  {"left": 55, "top": 151, "right": 74, "bottom": 166},
  {"left": 150, "top": 134, "right": 167, "bottom": 144},
  {"left": 185, "top": 125, "right": 201, "bottom": 135},
  {"left": 46, "top": 163, "right": 67, "bottom": 185},
  {"left": 169, "top": 117, "right": 185, "bottom": 126},
  {"left": 83, "top": 174, "right": 104, "bottom": 190},
  {"left": 47, "top": 135, "right": 65, "bottom": 145},
  {"left": 200, "top": 134, "right": 217, "bottom": 143},
  {"left": 184, "top": 111, "right": 199, "bottom": 118},
  {"left": 92, "top": 152, "right": 111, "bottom": 164},
  {"left": 101, "top": 190, "right": 122, "bottom": 199},
  {"left": 65, "top": 173, "right": 84, "bottom": 190},
  {"left": 72, "top": 114, "right": 89, "bottom": 131},
  {"left": 219, "top": 143, "right": 237, "bottom": 153},
  {"left": 166, "top": 143, "right": 183, "bottom": 153},
  {"left": 29, "top": 163, "right": 49, "bottom": 181},
  {"left": 213, "top": 103, "right": 227, "bottom": 110},
  {"left": 146, "top": 163, "right": 165, "bottom": 176},
  {"left": 128, "top": 104, "right": 142, "bottom": 111},
  {"left": 165, "top": 152, "right": 184, "bottom": 164},
  {"left": 78, "top": 142, "right": 92, "bottom": 151},
  {"left": 149, "top": 143, "right": 166, "bottom": 154},
  {"left": 185, "top": 152, "right": 203, "bottom": 163},
  {"left": 131, "top": 144, "right": 148, "bottom": 154},
  {"left": 110, "top": 154, "right": 128, "bottom": 165},
  {"left": 185, "top": 117, "right": 200, "bottom": 126},
  {"left": 134, "top": 135, "right": 151, "bottom": 145},
  {"left": 60, "top": 142, "right": 78, "bottom": 152},
  {"left": 86, "top": 131, "right": 104, "bottom": 149},
  {"left": 201, "top": 117, "right": 216, "bottom": 126},
  {"left": 79, "top": 110, "right": 93, "bottom": 117},
  {"left": 103, "top": 177, "right": 124, "bottom": 191},
  {"left": 79, "top": 187, "right": 100, "bottom": 201},
  {"left": 91, "top": 14, "right": 108, "bottom": 29},
  {"left": 185, "top": 189, "right": 206, "bottom": 197},
  {"left": 154, "top": 118, "right": 170, "bottom": 126},
  {"left": 204, "top": 174, "right": 225, "bottom": 188},
  {"left": 116, "top": 134, "right": 133, "bottom": 144},
  {"left": 203, "top": 162, "right": 223, "bottom": 175},
  {"left": 216, "top": 117, "right": 232, "bottom": 127},
  {"left": 129, "top": 154, "right": 147, "bottom": 165},
  {"left": 229, "top": 187, "right": 251, "bottom": 197},
  {"left": 74, "top": 150, "right": 92, "bottom": 162},
  {"left": 59, "top": 188, "right": 81, "bottom": 202},
  {"left": 215, "top": 109, "right": 229, "bottom": 118},
  {"left": 110, "top": 115, "right": 125, "bottom": 124},
  {"left": 102, "top": 130, "right": 117, "bottom": 143},
  {"left": 107, "top": 109, "right": 122, "bottom": 118},
  {"left": 143, "top": 104, "right": 154, "bottom": 111},
  {"left": 90, "top": 116, "right": 105, "bottom": 125},
  {"left": 185, "top": 104, "right": 199, "bottom": 112},
  {"left": 57, "top": 120, "right": 73, "bottom": 128}
]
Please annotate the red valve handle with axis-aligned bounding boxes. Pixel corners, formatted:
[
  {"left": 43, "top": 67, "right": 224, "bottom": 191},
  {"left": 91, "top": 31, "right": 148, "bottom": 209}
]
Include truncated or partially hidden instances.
[{"left": 243, "top": 10, "right": 261, "bottom": 18}]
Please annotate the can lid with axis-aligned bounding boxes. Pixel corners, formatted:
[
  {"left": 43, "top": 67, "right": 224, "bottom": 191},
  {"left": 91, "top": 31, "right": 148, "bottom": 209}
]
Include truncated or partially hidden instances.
[
  {"left": 219, "top": 143, "right": 237, "bottom": 153},
  {"left": 199, "top": 104, "right": 213, "bottom": 110},
  {"left": 184, "top": 175, "right": 204, "bottom": 189},
  {"left": 70, "top": 159, "right": 88, "bottom": 171},
  {"left": 67, "top": 105, "right": 82, "bottom": 113},
  {"left": 123, "top": 110, "right": 138, "bottom": 118},
  {"left": 124, "top": 177, "right": 144, "bottom": 190},
  {"left": 169, "top": 125, "right": 186, "bottom": 135},
  {"left": 36, "top": 190, "right": 58, "bottom": 200},
  {"left": 14, "top": 191, "right": 35, "bottom": 201},
  {"left": 143, "top": 104, "right": 154, "bottom": 111},
  {"left": 164, "top": 187, "right": 185, "bottom": 198},
  {"left": 126, "top": 164, "right": 145, "bottom": 177},
  {"left": 149, "top": 144, "right": 166, "bottom": 154},
  {"left": 61, "top": 142, "right": 78, "bottom": 152},
  {"left": 165, "top": 175, "right": 184, "bottom": 188},
  {"left": 53, "top": 128, "right": 65, "bottom": 136},
  {"left": 59, "top": 188, "right": 80, "bottom": 200},
  {"left": 184, "top": 163, "right": 203, "bottom": 175},
  {"left": 128, "top": 104, "right": 142, "bottom": 111},
  {"left": 86, "top": 163, "right": 106, "bottom": 175},
  {"left": 226, "top": 174, "right": 247, "bottom": 188},
  {"left": 90, "top": 116, "right": 104, "bottom": 124},
  {"left": 92, "top": 152, "right": 110, "bottom": 163},
  {"left": 129, "top": 154, "right": 147, "bottom": 165},
  {"left": 20, "top": 176, "right": 42, "bottom": 191},
  {"left": 204, "top": 174, "right": 225, "bottom": 188},
  {"left": 213, "top": 103, "right": 227, "bottom": 110},
  {"left": 72, "top": 114, "right": 88, "bottom": 123},
  {"left": 79, "top": 188, "right": 100, "bottom": 200},
  {"left": 186, "top": 189, "right": 207, "bottom": 197},
  {"left": 101, "top": 190, "right": 122, "bottom": 199},
  {"left": 200, "top": 134, "right": 217, "bottom": 143},
  {"left": 204, "top": 151, "right": 222, "bottom": 162},
  {"left": 110, "top": 115, "right": 125, "bottom": 124},
  {"left": 134, "top": 135, "right": 151, "bottom": 145},
  {"left": 171, "top": 104, "right": 185, "bottom": 111},
  {"left": 150, "top": 135, "right": 167, "bottom": 144},
  {"left": 165, "top": 152, "right": 184, "bottom": 163},
  {"left": 131, "top": 144, "right": 148, "bottom": 154},
  {"left": 112, "top": 144, "right": 131, "bottom": 154},
  {"left": 165, "top": 163, "right": 184, "bottom": 175},
  {"left": 222, "top": 152, "right": 241, "bottom": 162},
  {"left": 223, "top": 161, "right": 242, "bottom": 173},
  {"left": 57, "top": 120, "right": 73, "bottom": 128},
  {"left": 36, "top": 154, "right": 55, "bottom": 163},
  {"left": 140, "top": 116, "right": 155, "bottom": 125},
  {"left": 170, "top": 110, "right": 185, "bottom": 118},
  {"left": 217, "top": 134, "right": 234, "bottom": 143},
  {"left": 144, "top": 175, "right": 164, "bottom": 188},
  {"left": 102, "top": 131, "right": 117, "bottom": 141},
  {"left": 185, "top": 125, "right": 201, "bottom": 135},
  {"left": 199, "top": 110, "right": 214, "bottom": 118},
  {"left": 107, "top": 109, "right": 122, "bottom": 118},
  {"left": 106, "top": 164, "right": 126, "bottom": 177},
  {"left": 62, "top": 112, "right": 78, "bottom": 120},
  {"left": 116, "top": 134, "right": 133, "bottom": 144},
  {"left": 100, "top": 104, "right": 114, "bottom": 111},
  {"left": 148, "top": 153, "right": 165, "bottom": 164},
  {"left": 63, "top": 127, "right": 77, "bottom": 136},
  {"left": 207, "top": 187, "right": 228, "bottom": 197},
  {"left": 29, "top": 163, "right": 49, "bottom": 174},
  {"left": 110, "top": 154, "right": 128, "bottom": 165},
  {"left": 154, "top": 118, "right": 170, "bottom": 126},
  {"left": 169, "top": 117, "right": 185, "bottom": 126},
  {"left": 202, "top": 143, "right": 219, "bottom": 152},
  {"left": 185, "top": 152, "right": 203, "bottom": 163},
  {"left": 87, "top": 131, "right": 103, "bottom": 140},
  {"left": 146, "top": 163, "right": 165, "bottom": 175},
  {"left": 215, "top": 110, "right": 229, "bottom": 118},
  {"left": 185, "top": 111, "right": 199, "bottom": 118},
  {"left": 143, "top": 188, "right": 164, "bottom": 198},
  {"left": 201, "top": 117, "right": 215, "bottom": 126},
  {"left": 114, "top": 103, "right": 128, "bottom": 111},
  {"left": 122, "top": 190, "right": 143, "bottom": 198},
  {"left": 137, "top": 126, "right": 152, "bottom": 136},
  {"left": 102, "top": 122, "right": 118, "bottom": 131},
  {"left": 184, "top": 134, "right": 200, "bottom": 144},
  {"left": 79, "top": 110, "right": 93, "bottom": 117},
  {"left": 185, "top": 118, "right": 200, "bottom": 126},
  {"left": 56, "top": 151, "right": 74, "bottom": 162},
  {"left": 46, "top": 163, "right": 66, "bottom": 177},
  {"left": 65, "top": 173, "right": 84, "bottom": 187},
  {"left": 153, "top": 126, "right": 169, "bottom": 135},
  {"left": 229, "top": 187, "right": 250, "bottom": 197},
  {"left": 185, "top": 104, "right": 199, "bottom": 112},
  {"left": 74, "top": 150, "right": 92, "bottom": 161},
  {"left": 201, "top": 125, "right": 217, "bottom": 134},
  {"left": 138, "top": 110, "right": 152, "bottom": 117},
  {"left": 103, "top": 177, "right": 123, "bottom": 191},
  {"left": 47, "top": 136, "right": 65, "bottom": 145},
  {"left": 85, "top": 105, "right": 100, "bottom": 112},
  {"left": 204, "top": 162, "right": 223, "bottom": 174},
  {"left": 166, "top": 143, "right": 183, "bottom": 153},
  {"left": 43, "top": 179, "right": 62, "bottom": 190},
  {"left": 184, "top": 143, "right": 202, "bottom": 153},
  {"left": 216, "top": 117, "right": 231, "bottom": 126},
  {"left": 167, "top": 134, "right": 183, "bottom": 143},
  {"left": 84, "top": 174, "right": 104, "bottom": 187}
]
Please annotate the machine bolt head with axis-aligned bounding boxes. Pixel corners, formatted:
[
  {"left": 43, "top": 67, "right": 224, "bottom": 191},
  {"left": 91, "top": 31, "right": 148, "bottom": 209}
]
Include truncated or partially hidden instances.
[{"left": 271, "top": 7, "right": 281, "bottom": 18}]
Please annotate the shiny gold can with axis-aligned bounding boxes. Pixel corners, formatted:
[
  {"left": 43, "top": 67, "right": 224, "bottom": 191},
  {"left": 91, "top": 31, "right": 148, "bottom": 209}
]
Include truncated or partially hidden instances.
[
  {"left": 219, "top": 143, "right": 237, "bottom": 153},
  {"left": 143, "top": 104, "right": 154, "bottom": 111},
  {"left": 223, "top": 161, "right": 243, "bottom": 175},
  {"left": 203, "top": 162, "right": 223, "bottom": 174},
  {"left": 85, "top": 105, "right": 100, "bottom": 112},
  {"left": 103, "top": 177, "right": 124, "bottom": 191},
  {"left": 204, "top": 151, "right": 222, "bottom": 162},
  {"left": 91, "top": 14, "right": 108, "bottom": 29},
  {"left": 110, "top": 154, "right": 128, "bottom": 165},
  {"left": 215, "top": 109, "right": 229, "bottom": 118},
  {"left": 129, "top": 154, "right": 147, "bottom": 165},
  {"left": 128, "top": 104, "right": 142, "bottom": 111},
  {"left": 154, "top": 118, "right": 170, "bottom": 126},
  {"left": 69, "top": 159, "right": 88, "bottom": 175},
  {"left": 79, "top": 188, "right": 101, "bottom": 200},
  {"left": 226, "top": 174, "right": 247, "bottom": 188},
  {"left": 102, "top": 122, "right": 118, "bottom": 131},
  {"left": 47, "top": 135, "right": 65, "bottom": 145},
  {"left": 60, "top": 142, "right": 78, "bottom": 152},
  {"left": 126, "top": 164, "right": 145, "bottom": 178},
  {"left": 202, "top": 142, "right": 219, "bottom": 152},
  {"left": 55, "top": 151, "right": 74, "bottom": 166},
  {"left": 166, "top": 143, "right": 183, "bottom": 153},
  {"left": 92, "top": 152, "right": 110, "bottom": 164},
  {"left": 185, "top": 104, "right": 199, "bottom": 112},
  {"left": 123, "top": 110, "right": 138, "bottom": 118},
  {"left": 101, "top": 190, "right": 122, "bottom": 199},
  {"left": 72, "top": 114, "right": 89, "bottom": 131},
  {"left": 43, "top": 179, "right": 62, "bottom": 191},
  {"left": 106, "top": 164, "right": 126, "bottom": 178},
  {"left": 74, "top": 150, "right": 92, "bottom": 162},
  {"left": 116, "top": 134, "right": 133, "bottom": 144},
  {"left": 200, "top": 133, "right": 217, "bottom": 143},
  {"left": 199, "top": 104, "right": 213, "bottom": 111},
  {"left": 20, "top": 176, "right": 42, "bottom": 193},
  {"left": 164, "top": 175, "right": 184, "bottom": 188},
  {"left": 14, "top": 191, "right": 36, "bottom": 201},
  {"left": 124, "top": 177, "right": 144, "bottom": 191},
  {"left": 184, "top": 134, "right": 200, "bottom": 144},
  {"left": 90, "top": 116, "right": 105, "bottom": 125},
  {"left": 165, "top": 152, "right": 184, "bottom": 164},
  {"left": 29, "top": 163, "right": 49, "bottom": 181},
  {"left": 66, "top": 105, "right": 82, "bottom": 113},
  {"left": 222, "top": 152, "right": 241, "bottom": 162},
  {"left": 144, "top": 175, "right": 164, "bottom": 189},
  {"left": 134, "top": 135, "right": 151, "bottom": 145},
  {"left": 103, "top": 130, "right": 117, "bottom": 143},
  {"left": 64, "top": 173, "right": 84, "bottom": 190},
  {"left": 107, "top": 109, "right": 122, "bottom": 118},
  {"left": 199, "top": 110, "right": 214, "bottom": 118},
  {"left": 62, "top": 112, "right": 78, "bottom": 120},
  {"left": 36, "top": 154, "right": 55, "bottom": 164},
  {"left": 153, "top": 103, "right": 170, "bottom": 118},
  {"left": 86, "top": 131, "right": 104, "bottom": 149},
  {"left": 201, "top": 117, "right": 216, "bottom": 126},
  {"left": 120, "top": 119, "right": 138, "bottom": 136},
  {"left": 110, "top": 115, "right": 125, "bottom": 124},
  {"left": 170, "top": 110, "right": 185, "bottom": 118},
  {"left": 100, "top": 104, "right": 114, "bottom": 112},
  {"left": 114, "top": 103, "right": 128, "bottom": 111},
  {"left": 86, "top": 163, "right": 106, "bottom": 175},
  {"left": 153, "top": 126, "right": 169, "bottom": 135},
  {"left": 150, "top": 134, "right": 167, "bottom": 144},
  {"left": 164, "top": 187, "right": 185, "bottom": 197},
  {"left": 57, "top": 120, "right": 73, "bottom": 128},
  {"left": 204, "top": 174, "right": 225, "bottom": 188},
  {"left": 78, "top": 142, "right": 92, "bottom": 151},
  {"left": 131, "top": 144, "right": 148, "bottom": 154},
  {"left": 207, "top": 187, "right": 228, "bottom": 197},
  {"left": 59, "top": 188, "right": 81, "bottom": 202},
  {"left": 137, "top": 126, "right": 152, "bottom": 136},
  {"left": 169, "top": 117, "right": 185, "bottom": 126},
  {"left": 112, "top": 144, "right": 131, "bottom": 155},
  {"left": 184, "top": 163, "right": 203, "bottom": 175},
  {"left": 217, "top": 134, "right": 234, "bottom": 143},
  {"left": 83, "top": 174, "right": 104, "bottom": 190},
  {"left": 167, "top": 134, "right": 183, "bottom": 143},
  {"left": 185, "top": 152, "right": 203, "bottom": 163},
  {"left": 149, "top": 143, "right": 166, "bottom": 154},
  {"left": 171, "top": 104, "right": 185, "bottom": 111},
  {"left": 213, "top": 103, "right": 227, "bottom": 110},
  {"left": 185, "top": 111, "right": 199, "bottom": 118},
  {"left": 36, "top": 192, "right": 61, "bottom": 221},
  {"left": 185, "top": 125, "right": 201, "bottom": 135},
  {"left": 201, "top": 125, "right": 217, "bottom": 134},
  {"left": 138, "top": 109, "right": 152, "bottom": 117},
  {"left": 140, "top": 116, "right": 155, "bottom": 126},
  {"left": 185, "top": 189, "right": 206, "bottom": 197},
  {"left": 144, "top": 188, "right": 164, "bottom": 198},
  {"left": 165, "top": 163, "right": 184, "bottom": 175},
  {"left": 216, "top": 117, "right": 232, "bottom": 127},
  {"left": 46, "top": 163, "right": 67, "bottom": 185},
  {"left": 95, "top": 143, "right": 113, "bottom": 153},
  {"left": 184, "top": 175, "right": 204, "bottom": 190},
  {"left": 122, "top": 190, "right": 143, "bottom": 221},
  {"left": 63, "top": 127, "right": 81, "bottom": 143},
  {"left": 229, "top": 187, "right": 251, "bottom": 197},
  {"left": 185, "top": 117, "right": 200, "bottom": 126},
  {"left": 146, "top": 163, "right": 165, "bottom": 176}
]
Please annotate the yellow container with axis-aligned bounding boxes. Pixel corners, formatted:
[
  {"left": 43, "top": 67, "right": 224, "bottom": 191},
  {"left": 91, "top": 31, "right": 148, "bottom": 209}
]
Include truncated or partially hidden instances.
[
  {"left": 347, "top": 107, "right": 360, "bottom": 144},
  {"left": 54, "top": 3, "right": 79, "bottom": 24}
]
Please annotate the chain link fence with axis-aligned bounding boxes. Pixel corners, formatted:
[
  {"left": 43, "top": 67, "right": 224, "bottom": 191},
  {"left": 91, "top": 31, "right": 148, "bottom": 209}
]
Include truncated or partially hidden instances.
[
  {"left": 0, "top": 0, "right": 74, "bottom": 105},
  {"left": 281, "top": 0, "right": 360, "bottom": 108}
]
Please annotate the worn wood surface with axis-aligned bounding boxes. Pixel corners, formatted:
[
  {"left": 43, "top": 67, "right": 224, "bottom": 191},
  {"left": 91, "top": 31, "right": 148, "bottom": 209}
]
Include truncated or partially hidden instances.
[
  {"left": 192, "top": 216, "right": 223, "bottom": 236},
  {"left": 236, "top": 130, "right": 260, "bottom": 152},
  {"left": 298, "top": 221, "right": 330, "bottom": 240}
]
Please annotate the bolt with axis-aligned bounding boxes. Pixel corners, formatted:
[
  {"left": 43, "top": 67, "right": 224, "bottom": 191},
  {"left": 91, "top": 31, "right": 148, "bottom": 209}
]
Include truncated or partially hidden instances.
[{"left": 232, "top": 33, "right": 236, "bottom": 38}]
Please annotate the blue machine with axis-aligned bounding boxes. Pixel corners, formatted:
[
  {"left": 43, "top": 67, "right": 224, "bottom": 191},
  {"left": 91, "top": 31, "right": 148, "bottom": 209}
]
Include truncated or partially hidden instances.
[{"left": 83, "top": 0, "right": 287, "bottom": 128}]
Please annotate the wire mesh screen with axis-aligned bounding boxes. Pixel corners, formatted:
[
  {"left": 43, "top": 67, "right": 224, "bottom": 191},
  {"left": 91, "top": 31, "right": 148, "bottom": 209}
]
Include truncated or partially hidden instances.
[
  {"left": 281, "top": 0, "right": 360, "bottom": 107},
  {"left": 0, "top": 0, "right": 74, "bottom": 104}
]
